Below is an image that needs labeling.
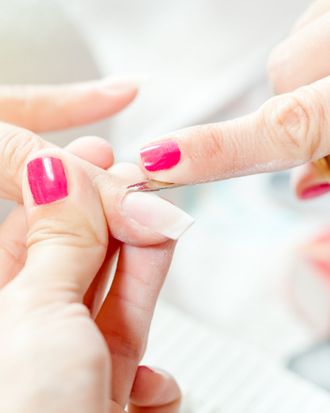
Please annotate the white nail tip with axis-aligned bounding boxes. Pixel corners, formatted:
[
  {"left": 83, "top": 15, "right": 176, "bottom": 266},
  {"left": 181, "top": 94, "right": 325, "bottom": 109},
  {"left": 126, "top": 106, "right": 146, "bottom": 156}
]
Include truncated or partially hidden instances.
[{"left": 122, "top": 192, "right": 194, "bottom": 240}]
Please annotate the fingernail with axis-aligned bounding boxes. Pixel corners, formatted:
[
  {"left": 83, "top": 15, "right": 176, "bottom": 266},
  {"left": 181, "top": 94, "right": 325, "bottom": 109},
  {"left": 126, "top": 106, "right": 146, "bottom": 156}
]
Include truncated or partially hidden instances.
[
  {"left": 27, "top": 157, "right": 68, "bottom": 205},
  {"left": 122, "top": 192, "right": 193, "bottom": 240},
  {"left": 140, "top": 140, "right": 181, "bottom": 172},
  {"left": 300, "top": 183, "right": 330, "bottom": 200}
]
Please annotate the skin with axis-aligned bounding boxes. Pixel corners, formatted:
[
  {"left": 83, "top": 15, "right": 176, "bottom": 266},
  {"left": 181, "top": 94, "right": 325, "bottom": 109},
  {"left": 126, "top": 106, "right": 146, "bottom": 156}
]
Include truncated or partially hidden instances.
[
  {"left": 139, "top": 0, "right": 330, "bottom": 201},
  {"left": 0, "top": 80, "right": 181, "bottom": 411},
  {"left": 4, "top": 1, "right": 328, "bottom": 408}
]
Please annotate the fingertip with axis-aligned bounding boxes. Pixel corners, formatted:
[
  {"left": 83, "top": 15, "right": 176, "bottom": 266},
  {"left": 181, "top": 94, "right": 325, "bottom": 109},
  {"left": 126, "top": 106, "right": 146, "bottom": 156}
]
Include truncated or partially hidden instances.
[
  {"left": 108, "top": 162, "right": 146, "bottom": 183},
  {"left": 130, "top": 366, "right": 181, "bottom": 407},
  {"left": 96, "top": 75, "right": 141, "bottom": 111},
  {"left": 66, "top": 136, "right": 114, "bottom": 169}
]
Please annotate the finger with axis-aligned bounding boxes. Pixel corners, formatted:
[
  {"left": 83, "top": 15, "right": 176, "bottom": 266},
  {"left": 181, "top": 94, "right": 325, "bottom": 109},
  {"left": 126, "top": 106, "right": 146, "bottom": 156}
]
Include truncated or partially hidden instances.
[
  {"left": 65, "top": 136, "right": 114, "bottom": 170},
  {"left": 0, "top": 137, "right": 114, "bottom": 290},
  {"left": 15, "top": 149, "right": 108, "bottom": 302},
  {"left": 83, "top": 237, "right": 120, "bottom": 314},
  {"left": 0, "top": 206, "right": 27, "bottom": 288},
  {"left": 0, "top": 77, "right": 138, "bottom": 133},
  {"left": 96, "top": 239, "right": 176, "bottom": 406},
  {"left": 129, "top": 366, "right": 181, "bottom": 413},
  {"left": 0, "top": 123, "right": 193, "bottom": 246},
  {"left": 294, "top": 0, "right": 330, "bottom": 31},
  {"left": 96, "top": 163, "right": 194, "bottom": 246},
  {"left": 138, "top": 76, "right": 330, "bottom": 184},
  {"left": 268, "top": 12, "right": 330, "bottom": 94}
]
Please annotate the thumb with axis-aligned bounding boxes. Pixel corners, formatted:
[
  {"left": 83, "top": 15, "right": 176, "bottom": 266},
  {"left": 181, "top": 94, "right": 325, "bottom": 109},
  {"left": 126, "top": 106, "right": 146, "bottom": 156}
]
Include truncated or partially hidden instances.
[{"left": 18, "top": 149, "right": 108, "bottom": 302}]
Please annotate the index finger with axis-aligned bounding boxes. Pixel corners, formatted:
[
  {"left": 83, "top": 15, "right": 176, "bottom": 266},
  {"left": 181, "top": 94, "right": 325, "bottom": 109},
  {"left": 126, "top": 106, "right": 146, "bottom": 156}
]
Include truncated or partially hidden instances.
[
  {"left": 138, "top": 76, "right": 330, "bottom": 184},
  {"left": 96, "top": 239, "right": 176, "bottom": 406},
  {"left": 0, "top": 76, "right": 138, "bottom": 132}
]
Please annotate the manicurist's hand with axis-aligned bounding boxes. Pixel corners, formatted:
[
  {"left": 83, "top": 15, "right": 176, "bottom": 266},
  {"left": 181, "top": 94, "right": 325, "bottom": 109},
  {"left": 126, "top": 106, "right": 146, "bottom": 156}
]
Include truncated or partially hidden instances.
[
  {"left": 137, "top": 0, "right": 330, "bottom": 197},
  {"left": 0, "top": 81, "right": 191, "bottom": 410},
  {"left": 0, "top": 148, "right": 181, "bottom": 413}
]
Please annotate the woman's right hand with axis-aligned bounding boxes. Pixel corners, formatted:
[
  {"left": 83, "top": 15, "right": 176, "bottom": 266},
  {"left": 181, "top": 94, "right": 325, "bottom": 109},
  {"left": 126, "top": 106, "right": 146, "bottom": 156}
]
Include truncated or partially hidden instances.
[{"left": 136, "top": 0, "right": 330, "bottom": 192}]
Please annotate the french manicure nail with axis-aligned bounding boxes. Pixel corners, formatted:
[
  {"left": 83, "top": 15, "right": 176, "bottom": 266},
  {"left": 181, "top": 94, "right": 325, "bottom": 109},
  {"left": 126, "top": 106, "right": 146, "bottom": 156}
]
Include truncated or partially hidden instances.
[
  {"left": 27, "top": 157, "right": 68, "bottom": 205},
  {"left": 122, "top": 192, "right": 193, "bottom": 240},
  {"left": 300, "top": 183, "right": 330, "bottom": 200},
  {"left": 140, "top": 140, "right": 181, "bottom": 172}
]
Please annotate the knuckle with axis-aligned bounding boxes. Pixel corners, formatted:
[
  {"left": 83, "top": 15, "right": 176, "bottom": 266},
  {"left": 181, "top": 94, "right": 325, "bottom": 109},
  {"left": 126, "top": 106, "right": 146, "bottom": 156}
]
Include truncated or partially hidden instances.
[
  {"left": 188, "top": 124, "right": 224, "bottom": 162},
  {"left": 103, "top": 328, "right": 145, "bottom": 361},
  {"left": 0, "top": 238, "right": 26, "bottom": 267},
  {"left": 262, "top": 92, "right": 322, "bottom": 160},
  {"left": 26, "top": 213, "right": 106, "bottom": 252},
  {"left": 0, "top": 127, "right": 44, "bottom": 183}
]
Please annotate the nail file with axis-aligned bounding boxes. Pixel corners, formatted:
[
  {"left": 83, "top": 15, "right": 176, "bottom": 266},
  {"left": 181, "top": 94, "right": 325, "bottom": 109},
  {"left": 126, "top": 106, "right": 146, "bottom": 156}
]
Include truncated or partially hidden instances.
[{"left": 127, "top": 180, "right": 185, "bottom": 192}]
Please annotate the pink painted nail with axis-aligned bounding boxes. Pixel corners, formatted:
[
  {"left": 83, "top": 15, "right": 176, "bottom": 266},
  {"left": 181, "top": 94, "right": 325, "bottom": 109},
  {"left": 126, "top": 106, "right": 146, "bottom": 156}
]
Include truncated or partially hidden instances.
[
  {"left": 140, "top": 140, "right": 181, "bottom": 172},
  {"left": 300, "top": 183, "right": 330, "bottom": 200},
  {"left": 27, "top": 157, "right": 68, "bottom": 205}
]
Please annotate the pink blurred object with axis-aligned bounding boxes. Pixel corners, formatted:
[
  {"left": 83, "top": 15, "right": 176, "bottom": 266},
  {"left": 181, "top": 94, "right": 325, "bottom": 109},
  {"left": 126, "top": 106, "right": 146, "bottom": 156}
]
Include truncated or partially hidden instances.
[{"left": 290, "top": 229, "right": 330, "bottom": 337}]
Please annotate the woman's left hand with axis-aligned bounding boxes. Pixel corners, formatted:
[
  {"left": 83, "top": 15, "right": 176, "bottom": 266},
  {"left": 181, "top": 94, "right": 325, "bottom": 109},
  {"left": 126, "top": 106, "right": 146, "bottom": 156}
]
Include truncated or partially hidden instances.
[{"left": 0, "top": 80, "right": 186, "bottom": 411}]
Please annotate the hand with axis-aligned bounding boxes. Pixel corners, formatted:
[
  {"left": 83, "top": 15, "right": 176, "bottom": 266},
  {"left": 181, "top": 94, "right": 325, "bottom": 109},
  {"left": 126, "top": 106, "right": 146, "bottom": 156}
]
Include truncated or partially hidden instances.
[
  {"left": 0, "top": 81, "right": 190, "bottom": 409},
  {"left": 0, "top": 147, "right": 181, "bottom": 412},
  {"left": 136, "top": 0, "right": 330, "bottom": 193},
  {"left": 0, "top": 76, "right": 138, "bottom": 132}
]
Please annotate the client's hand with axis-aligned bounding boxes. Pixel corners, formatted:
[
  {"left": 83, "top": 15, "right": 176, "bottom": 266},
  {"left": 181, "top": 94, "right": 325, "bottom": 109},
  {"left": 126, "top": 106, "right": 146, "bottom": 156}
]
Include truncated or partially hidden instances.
[
  {"left": 136, "top": 1, "right": 330, "bottom": 198},
  {"left": 0, "top": 148, "right": 181, "bottom": 413},
  {"left": 267, "top": 0, "right": 330, "bottom": 199}
]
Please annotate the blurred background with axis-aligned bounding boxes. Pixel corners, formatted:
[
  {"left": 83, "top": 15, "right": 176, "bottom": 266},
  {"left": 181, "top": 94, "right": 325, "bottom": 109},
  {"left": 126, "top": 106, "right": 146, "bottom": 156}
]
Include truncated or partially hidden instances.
[{"left": 2, "top": 0, "right": 330, "bottom": 406}]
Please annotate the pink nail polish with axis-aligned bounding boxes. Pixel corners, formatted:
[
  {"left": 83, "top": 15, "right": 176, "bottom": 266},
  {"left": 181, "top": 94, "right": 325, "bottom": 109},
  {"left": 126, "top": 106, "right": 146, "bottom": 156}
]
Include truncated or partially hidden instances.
[
  {"left": 301, "top": 183, "right": 330, "bottom": 200},
  {"left": 140, "top": 140, "right": 181, "bottom": 172},
  {"left": 27, "top": 157, "right": 68, "bottom": 205}
]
